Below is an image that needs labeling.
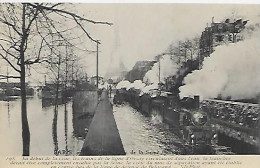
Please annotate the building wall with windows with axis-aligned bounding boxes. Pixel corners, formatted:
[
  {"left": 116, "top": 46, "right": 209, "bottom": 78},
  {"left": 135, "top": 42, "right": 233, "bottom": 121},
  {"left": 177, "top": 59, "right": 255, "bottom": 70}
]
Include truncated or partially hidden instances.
[{"left": 199, "top": 18, "right": 248, "bottom": 59}]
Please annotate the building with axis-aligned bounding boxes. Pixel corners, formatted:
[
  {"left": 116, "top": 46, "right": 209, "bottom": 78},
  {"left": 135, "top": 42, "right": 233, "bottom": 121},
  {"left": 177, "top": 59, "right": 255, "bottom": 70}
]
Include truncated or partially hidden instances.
[
  {"left": 89, "top": 76, "right": 104, "bottom": 86},
  {"left": 104, "top": 60, "right": 128, "bottom": 83},
  {"left": 0, "top": 82, "right": 28, "bottom": 89},
  {"left": 125, "top": 61, "right": 156, "bottom": 82},
  {"left": 199, "top": 18, "right": 248, "bottom": 59},
  {"left": 164, "top": 18, "right": 248, "bottom": 94}
]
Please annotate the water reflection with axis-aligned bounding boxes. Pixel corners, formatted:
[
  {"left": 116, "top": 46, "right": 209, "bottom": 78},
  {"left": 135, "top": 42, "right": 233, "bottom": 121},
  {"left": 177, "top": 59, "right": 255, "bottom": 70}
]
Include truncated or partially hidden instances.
[
  {"left": 52, "top": 104, "right": 59, "bottom": 156},
  {"left": 7, "top": 100, "right": 10, "bottom": 127},
  {"left": 114, "top": 104, "right": 184, "bottom": 155},
  {"left": 52, "top": 101, "right": 74, "bottom": 156},
  {"left": 72, "top": 110, "right": 93, "bottom": 139},
  {"left": 64, "top": 103, "right": 68, "bottom": 154},
  {"left": 0, "top": 96, "right": 85, "bottom": 156}
]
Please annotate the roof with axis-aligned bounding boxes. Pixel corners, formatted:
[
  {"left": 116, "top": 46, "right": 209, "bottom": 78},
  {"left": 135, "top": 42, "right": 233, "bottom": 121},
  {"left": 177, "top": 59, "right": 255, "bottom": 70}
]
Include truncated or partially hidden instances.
[
  {"left": 91, "top": 76, "right": 103, "bottom": 79},
  {"left": 125, "top": 60, "right": 156, "bottom": 82},
  {"left": 75, "top": 82, "right": 98, "bottom": 91}
]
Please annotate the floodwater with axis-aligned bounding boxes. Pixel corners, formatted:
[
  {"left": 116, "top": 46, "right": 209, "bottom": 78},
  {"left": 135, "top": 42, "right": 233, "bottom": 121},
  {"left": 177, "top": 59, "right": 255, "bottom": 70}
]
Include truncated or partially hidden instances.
[
  {"left": 0, "top": 94, "right": 185, "bottom": 156},
  {"left": 0, "top": 96, "right": 85, "bottom": 156},
  {"left": 113, "top": 103, "right": 184, "bottom": 155}
]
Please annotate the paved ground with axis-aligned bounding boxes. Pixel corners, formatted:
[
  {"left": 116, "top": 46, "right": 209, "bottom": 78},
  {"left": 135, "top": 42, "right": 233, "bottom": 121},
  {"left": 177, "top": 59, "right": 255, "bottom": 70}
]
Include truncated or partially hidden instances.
[{"left": 80, "top": 91, "right": 126, "bottom": 155}]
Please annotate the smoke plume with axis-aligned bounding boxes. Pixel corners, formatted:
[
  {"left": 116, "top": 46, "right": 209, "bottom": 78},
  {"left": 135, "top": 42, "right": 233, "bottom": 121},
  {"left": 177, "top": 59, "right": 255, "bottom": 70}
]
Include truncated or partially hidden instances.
[
  {"left": 179, "top": 30, "right": 260, "bottom": 100},
  {"left": 116, "top": 80, "right": 132, "bottom": 90},
  {"left": 143, "top": 55, "right": 179, "bottom": 84}
]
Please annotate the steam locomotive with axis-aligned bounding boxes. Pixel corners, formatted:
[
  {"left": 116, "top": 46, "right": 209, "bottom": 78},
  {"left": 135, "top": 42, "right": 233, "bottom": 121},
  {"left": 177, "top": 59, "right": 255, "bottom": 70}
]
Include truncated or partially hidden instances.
[{"left": 113, "top": 88, "right": 216, "bottom": 154}]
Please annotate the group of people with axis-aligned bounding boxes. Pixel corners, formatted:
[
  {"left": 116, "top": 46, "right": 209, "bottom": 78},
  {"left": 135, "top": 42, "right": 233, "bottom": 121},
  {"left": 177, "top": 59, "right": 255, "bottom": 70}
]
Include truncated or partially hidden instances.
[{"left": 201, "top": 100, "right": 259, "bottom": 129}]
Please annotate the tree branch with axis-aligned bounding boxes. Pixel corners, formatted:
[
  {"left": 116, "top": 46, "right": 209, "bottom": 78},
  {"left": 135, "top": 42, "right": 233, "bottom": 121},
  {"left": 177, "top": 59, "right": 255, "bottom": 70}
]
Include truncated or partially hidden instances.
[
  {"left": 72, "top": 16, "right": 101, "bottom": 44},
  {"left": 0, "top": 18, "right": 23, "bottom": 36},
  {"left": 26, "top": 3, "right": 113, "bottom": 25},
  {"left": 26, "top": 3, "right": 41, "bottom": 34},
  {"left": 0, "top": 43, "right": 19, "bottom": 59},
  {"left": 0, "top": 74, "right": 21, "bottom": 79},
  {"left": 0, "top": 38, "right": 12, "bottom": 43},
  {"left": 0, "top": 52, "right": 21, "bottom": 73}
]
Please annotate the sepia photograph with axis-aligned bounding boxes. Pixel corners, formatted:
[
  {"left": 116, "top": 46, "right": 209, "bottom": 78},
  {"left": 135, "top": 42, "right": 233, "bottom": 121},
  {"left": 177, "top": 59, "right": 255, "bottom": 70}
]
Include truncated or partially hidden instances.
[{"left": 0, "top": 1, "right": 259, "bottom": 160}]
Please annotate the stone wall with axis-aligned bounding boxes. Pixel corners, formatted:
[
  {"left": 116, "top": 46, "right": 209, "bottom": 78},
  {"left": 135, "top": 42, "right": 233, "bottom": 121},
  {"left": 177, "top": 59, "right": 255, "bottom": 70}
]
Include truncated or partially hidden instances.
[{"left": 72, "top": 90, "right": 98, "bottom": 115}]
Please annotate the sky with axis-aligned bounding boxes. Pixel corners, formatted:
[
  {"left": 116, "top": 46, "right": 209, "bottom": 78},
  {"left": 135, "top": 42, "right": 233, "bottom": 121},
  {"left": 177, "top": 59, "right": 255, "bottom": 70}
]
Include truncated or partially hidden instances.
[
  {"left": 71, "top": 3, "right": 260, "bottom": 74},
  {"left": 0, "top": 3, "right": 260, "bottom": 84}
]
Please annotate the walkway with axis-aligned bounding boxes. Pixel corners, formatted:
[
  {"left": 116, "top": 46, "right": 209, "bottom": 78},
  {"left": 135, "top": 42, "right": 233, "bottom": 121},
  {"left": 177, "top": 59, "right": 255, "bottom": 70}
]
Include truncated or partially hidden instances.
[{"left": 80, "top": 91, "right": 126, "bottom": 155}]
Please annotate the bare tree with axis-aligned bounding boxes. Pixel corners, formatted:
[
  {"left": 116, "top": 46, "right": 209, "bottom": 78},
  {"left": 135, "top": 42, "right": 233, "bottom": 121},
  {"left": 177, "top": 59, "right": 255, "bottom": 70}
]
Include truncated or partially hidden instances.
[
  {"left": 167, "top": 36, "right": 200, "bottom": 64},
  {"left": 0, "top": 3, "right": 111, "bottom": 156}
]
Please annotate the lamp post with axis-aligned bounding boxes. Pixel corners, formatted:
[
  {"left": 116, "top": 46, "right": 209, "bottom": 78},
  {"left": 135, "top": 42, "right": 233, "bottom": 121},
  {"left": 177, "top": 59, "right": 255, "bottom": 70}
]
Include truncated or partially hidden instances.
[
  {"left": 6, "top": 66, "right": 9, "bottom": 83},
  {"left": 96, "top": 40, "right": 100, "bottom": 88},
  {"left": 158, "top": 58, "right": 161, "bottom": 83}
]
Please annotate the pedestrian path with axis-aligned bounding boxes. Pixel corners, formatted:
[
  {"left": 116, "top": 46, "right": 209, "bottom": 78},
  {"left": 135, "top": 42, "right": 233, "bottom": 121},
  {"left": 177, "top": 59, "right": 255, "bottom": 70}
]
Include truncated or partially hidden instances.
[{"left": 80, "top": 91, "right": 126, "bottom": 155}]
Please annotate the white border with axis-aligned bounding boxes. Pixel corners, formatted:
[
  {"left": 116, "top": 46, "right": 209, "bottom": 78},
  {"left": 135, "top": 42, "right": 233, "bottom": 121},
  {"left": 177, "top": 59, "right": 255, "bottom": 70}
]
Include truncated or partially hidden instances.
[{"left": 0, "top": 0, "right": 260, "bottom": 4}]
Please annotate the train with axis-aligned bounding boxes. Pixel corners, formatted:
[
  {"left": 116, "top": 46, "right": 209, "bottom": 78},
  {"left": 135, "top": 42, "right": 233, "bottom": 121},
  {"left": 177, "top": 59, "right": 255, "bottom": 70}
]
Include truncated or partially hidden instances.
[{"left": 113, "top": 88, "right": 216, "bottom": 154}]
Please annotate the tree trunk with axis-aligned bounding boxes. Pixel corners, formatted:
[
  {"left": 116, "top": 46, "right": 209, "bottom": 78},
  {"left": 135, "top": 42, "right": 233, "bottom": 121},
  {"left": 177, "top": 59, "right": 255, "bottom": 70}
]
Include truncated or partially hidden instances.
[
  {"left": 53, "top": 55, "right": 61, "bottom": 155},
  {"left": 52, "top": 106, "right": 58, "bottom": 155},
  {"left": 64, "top": 103, "right": 68, "bottom": 153},
  {"left": 55, "top": 55, "right": 61, "bottom": 106},
  {"left": 20, "top": 4, "right": 30, "bottom": 156},
  {"left": 20, "top": 65, "right": 30, "bottom": 156}
]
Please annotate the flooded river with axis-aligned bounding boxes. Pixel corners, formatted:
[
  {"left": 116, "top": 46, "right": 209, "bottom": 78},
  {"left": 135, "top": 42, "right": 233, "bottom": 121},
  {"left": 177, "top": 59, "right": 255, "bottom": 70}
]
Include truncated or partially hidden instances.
[
  {"left": 113, "top": 103, "right": 184, "bottom": 155},
  {"left": 0, "top": 96, "right": 185, "bottom": 156},
  {"left": 0, "top": 96, "right": 84, "bottom": 156}
]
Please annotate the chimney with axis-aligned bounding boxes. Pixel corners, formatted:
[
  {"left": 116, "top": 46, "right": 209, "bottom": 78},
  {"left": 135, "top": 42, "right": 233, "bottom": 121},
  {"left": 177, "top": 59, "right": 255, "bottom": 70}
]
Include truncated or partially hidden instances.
[
  {"left": 225, "top": 18, "right": 230, "bottom": 23},
  {"left": 194, "top": 95, "right": 200, "bottom": 110},
  {"left": 212, "top": 16, "right": 215, "bottom": 23}
]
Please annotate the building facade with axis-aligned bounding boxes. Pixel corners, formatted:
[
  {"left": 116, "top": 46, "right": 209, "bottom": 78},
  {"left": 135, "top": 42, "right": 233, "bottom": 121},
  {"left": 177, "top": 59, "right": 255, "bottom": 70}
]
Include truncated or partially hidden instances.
[
  {"left": 199, "top": 18, "right": 248, "bottom": 59},
  {"left": 125, "top": 61, "right": 156, "bottom": 82}
]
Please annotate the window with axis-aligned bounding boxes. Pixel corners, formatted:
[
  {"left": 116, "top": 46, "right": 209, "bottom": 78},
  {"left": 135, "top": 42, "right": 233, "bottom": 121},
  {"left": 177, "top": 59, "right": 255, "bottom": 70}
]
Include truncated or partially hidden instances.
[
  {"left": 228, "top": 33, "right": 233, "bottom": 41},
  {"left": 216, "top": 35, "right": 224, "bottom": 42},
  {"left": 218, "top": 24, "right": 223, "bottom": 32}
]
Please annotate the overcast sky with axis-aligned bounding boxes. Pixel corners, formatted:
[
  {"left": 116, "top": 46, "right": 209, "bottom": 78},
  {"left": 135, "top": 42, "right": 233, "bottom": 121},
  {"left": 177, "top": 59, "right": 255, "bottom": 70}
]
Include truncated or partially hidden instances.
[
  {"left": 0, "top": 3, "right": 260, "bottom": 84},
  {"left": 73, "top": 3, "right": 260, "bottom": 75}
]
